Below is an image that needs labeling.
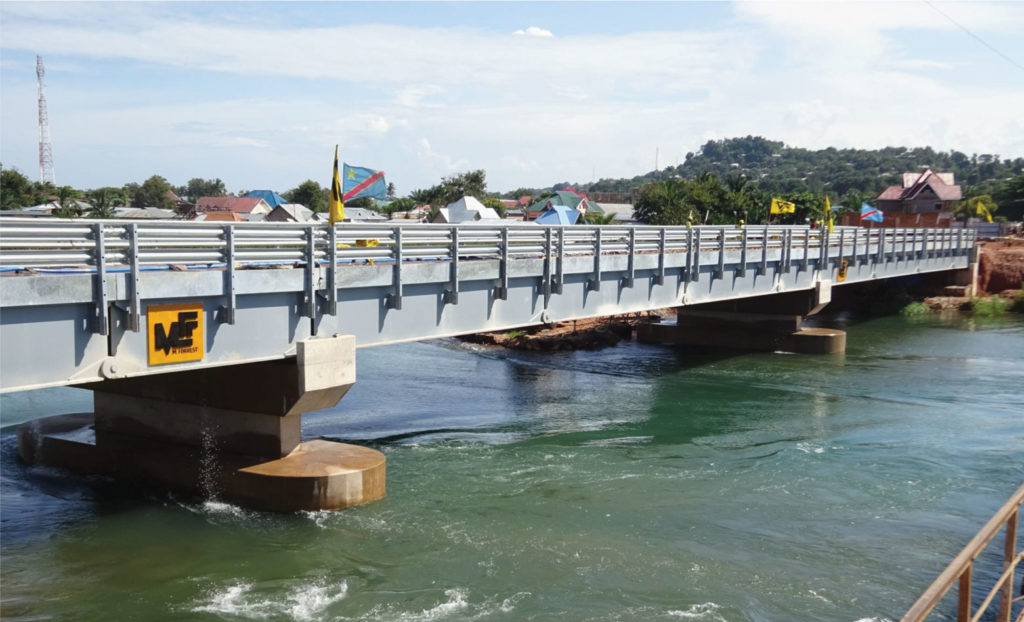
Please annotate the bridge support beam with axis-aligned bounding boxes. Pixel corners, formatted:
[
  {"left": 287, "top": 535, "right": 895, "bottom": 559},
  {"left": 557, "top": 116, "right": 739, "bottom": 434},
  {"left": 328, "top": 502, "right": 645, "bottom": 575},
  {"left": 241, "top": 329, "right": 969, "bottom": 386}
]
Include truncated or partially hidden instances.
[
  {"left": 638, "top": 284, "right": 845, "bottom": 354},
  {"left": 18, "top": 335, "right": 385, "bottom": 512}
]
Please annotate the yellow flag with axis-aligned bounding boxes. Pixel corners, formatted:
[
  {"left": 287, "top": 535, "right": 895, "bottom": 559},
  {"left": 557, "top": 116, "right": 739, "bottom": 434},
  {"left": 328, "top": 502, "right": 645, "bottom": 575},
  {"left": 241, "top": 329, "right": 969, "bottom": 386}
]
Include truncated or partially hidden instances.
[
  {"left": 329, "top": 145, "right": 344, "bottom": 225},
  {"left": 770, "top": 198, "right": 795, "bottom": 215},
  {"left": 824, "top": 195, "right": 834, "bottom": 233}
]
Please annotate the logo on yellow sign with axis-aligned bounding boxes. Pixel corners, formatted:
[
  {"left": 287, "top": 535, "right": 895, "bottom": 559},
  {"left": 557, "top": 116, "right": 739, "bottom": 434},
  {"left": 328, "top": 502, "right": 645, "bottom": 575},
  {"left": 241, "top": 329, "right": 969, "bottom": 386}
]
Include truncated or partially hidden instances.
[{"left": 147, "top": 303, "right": 204, "bottom": 366}]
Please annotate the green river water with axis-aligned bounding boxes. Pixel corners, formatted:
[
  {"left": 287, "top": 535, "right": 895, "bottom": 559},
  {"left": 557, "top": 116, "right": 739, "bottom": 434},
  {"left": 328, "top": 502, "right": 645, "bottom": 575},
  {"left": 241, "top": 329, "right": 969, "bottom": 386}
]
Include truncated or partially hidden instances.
[{"left": 1, "top": 314, "right": 1022, "bottom": 621}]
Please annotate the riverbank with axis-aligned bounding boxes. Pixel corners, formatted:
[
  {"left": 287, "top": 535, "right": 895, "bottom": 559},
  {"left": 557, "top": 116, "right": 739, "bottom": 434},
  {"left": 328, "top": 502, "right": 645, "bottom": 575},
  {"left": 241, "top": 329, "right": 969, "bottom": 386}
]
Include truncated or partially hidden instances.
[{"left": 460, "top": 310, "right": 673, "bottom": 351}]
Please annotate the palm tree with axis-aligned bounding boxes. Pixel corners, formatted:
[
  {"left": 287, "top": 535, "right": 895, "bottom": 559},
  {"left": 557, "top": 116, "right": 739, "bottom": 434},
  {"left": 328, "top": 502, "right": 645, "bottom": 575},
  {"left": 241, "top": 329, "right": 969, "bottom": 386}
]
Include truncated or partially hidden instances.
[
  {"left": 582, "top": 211, "right": 617, "bottom": 225},
  {"left": 956, "top": 195, "right": 998, "bottom": 223}
]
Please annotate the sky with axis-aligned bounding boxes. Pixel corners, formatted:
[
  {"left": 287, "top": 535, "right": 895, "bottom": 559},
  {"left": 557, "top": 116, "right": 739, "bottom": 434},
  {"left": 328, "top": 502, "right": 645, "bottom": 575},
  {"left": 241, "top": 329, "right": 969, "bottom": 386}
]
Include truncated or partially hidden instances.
[{"left": 1, "top": 1, "right": 1023, "bottom": 196}]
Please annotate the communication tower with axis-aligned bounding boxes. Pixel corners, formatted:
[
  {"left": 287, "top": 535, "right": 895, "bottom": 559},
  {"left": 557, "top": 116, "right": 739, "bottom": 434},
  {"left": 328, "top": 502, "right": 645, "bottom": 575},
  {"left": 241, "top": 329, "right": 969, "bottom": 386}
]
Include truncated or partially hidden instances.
[{"left": 37, "top": 55, "right": 55, "bottom": 185}]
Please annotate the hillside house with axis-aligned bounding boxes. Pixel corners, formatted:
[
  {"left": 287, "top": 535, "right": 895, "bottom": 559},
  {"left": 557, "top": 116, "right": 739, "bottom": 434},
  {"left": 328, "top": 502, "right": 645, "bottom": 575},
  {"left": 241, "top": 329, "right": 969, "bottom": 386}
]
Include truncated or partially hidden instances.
[{"left": 875, "top": 169, "right": 962, "bottom": 214}]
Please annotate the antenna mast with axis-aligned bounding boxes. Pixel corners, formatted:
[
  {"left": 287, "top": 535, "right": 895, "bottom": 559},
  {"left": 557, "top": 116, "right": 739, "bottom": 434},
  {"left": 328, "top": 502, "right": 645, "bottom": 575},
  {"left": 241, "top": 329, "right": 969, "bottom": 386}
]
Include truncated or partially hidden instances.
[{"left": 37, "top": 55, "right": 55, "bottom": 185}]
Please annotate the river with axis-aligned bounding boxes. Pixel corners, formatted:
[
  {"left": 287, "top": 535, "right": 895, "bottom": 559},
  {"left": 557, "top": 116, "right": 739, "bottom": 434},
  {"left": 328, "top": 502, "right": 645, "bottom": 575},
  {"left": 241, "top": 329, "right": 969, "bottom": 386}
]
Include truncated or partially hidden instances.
[{"left": 1, "top": 314, "right": 1022, "bottom": 621}]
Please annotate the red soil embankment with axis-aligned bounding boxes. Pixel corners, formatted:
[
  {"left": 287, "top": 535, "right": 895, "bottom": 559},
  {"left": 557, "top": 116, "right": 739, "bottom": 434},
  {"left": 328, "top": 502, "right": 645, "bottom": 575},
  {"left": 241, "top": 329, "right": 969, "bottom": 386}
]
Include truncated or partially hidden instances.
[{"left": 978, "top": 239, "right": 1024, "bottom": 295}]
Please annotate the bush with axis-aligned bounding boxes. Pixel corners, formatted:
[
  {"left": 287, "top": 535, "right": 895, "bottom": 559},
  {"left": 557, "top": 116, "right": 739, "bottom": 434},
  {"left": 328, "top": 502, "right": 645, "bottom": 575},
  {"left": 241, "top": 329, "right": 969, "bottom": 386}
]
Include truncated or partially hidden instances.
[
  {"left": 966, "top": 296, "right": 1012, "bottom": 316},
  {"left": 899, "top": 302, "right": 933, "bottom": 317}
]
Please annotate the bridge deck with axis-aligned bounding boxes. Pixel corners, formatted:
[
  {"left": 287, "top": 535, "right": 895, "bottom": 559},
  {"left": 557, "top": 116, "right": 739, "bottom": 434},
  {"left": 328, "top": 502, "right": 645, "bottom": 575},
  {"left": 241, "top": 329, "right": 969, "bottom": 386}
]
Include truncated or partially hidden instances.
[{"left": 0, "top": 219, "right": 973, "bottom": 392}]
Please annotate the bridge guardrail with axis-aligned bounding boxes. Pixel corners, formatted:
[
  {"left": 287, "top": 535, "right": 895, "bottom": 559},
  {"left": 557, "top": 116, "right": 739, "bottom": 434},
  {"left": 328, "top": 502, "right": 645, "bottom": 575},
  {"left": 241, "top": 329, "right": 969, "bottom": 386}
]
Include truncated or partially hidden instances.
[{"left": 0, "top": 218, "right": 975, "bottom": 330}]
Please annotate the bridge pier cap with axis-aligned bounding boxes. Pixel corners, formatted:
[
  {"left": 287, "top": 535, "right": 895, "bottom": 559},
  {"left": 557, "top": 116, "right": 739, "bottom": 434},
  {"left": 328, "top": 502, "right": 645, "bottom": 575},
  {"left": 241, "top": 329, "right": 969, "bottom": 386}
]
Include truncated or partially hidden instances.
[{"left": 21, "top": 334, "right": 387, "bottom": 512}]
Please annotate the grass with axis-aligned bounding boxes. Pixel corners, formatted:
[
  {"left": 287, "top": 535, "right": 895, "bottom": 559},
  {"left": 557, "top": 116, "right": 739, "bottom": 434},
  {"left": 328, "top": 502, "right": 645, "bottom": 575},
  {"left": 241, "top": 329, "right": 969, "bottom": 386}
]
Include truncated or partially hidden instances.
[
  {"left": 966, "top": 295, "right": 1013, "bottom": 317},
  {"left": 505, "top": 330, "right": 526, "bottom": 339}
]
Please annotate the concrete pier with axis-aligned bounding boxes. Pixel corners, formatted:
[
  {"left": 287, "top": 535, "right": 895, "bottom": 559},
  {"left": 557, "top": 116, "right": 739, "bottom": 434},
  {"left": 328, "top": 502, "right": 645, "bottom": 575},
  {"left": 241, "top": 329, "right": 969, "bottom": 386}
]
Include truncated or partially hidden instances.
[
  {"left": 18, "top": 335, "right": 385, "bottom": 512},
  {"left": 638, "top": 282, "right": 846, "bottom": 354}
]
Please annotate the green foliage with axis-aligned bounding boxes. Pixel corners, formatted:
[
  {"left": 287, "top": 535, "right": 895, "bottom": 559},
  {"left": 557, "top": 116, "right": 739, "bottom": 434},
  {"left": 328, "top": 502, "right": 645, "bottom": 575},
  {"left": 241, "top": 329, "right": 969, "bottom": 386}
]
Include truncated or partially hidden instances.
[
  {"left": 134, "top": 175, "right": 176, "bottom": 210},
  {"left": 966, "top": 296, "right": 1012, "bottom": 316},
  {"left": 899, "top": 302, "right": 933, "bottom": 317},
  {"left": 955, "top": 195, "right": 998, "bottom": 223},
  {"left": 284, "top": 180, "right": 327, "bottom": 212},
  {"left": 52, "top": 186, "right": 83, "bottom": 218},
  {"left": 410, "top": 170, "right": 489, "bottom": 209},
  {"left": 1012, "top": 288, "right": 1024, "bottom": 313},
  {"left": 86, "top": 187, "right": 126, "bottom": 218},
  {"left": 178, "top": 178, "right": 226, "bottom": 203},
  {"left": 480, "top": 196, "right": 506, "bottom": 218},
  {"left": 378, "top": 197, "right": 416, "bottom": 216},
  {"left": 582, "top": 211, "right": 617, "bottom": 225},
  {"left": 991, "top": 173, "right": 1024, "bottom": 221},
  {"left": 1, "top": 165, "right": 46, "bottom": 210},
  {"left": 522, "top": 136, "right": 1023, "bottom": 213},
  {"left": 346, "top": 197, "right": 376, "bottom": 209},
  {"left": 505, "top": 330, "right": 526, "bottom": 339}
]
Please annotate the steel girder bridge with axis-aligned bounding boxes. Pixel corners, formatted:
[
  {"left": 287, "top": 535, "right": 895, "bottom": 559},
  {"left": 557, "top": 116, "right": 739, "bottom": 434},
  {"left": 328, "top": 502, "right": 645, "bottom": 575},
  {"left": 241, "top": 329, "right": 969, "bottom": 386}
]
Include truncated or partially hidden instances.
[{"left": 0, "top": 218, "right": 975, "bottom": 394}]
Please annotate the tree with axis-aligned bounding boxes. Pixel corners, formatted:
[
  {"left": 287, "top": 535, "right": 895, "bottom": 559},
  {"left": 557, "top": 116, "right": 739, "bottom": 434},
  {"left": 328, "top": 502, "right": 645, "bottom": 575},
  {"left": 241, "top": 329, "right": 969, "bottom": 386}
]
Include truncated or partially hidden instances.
[
  {"left": 632, "top": 178, "right": 691, "bottom": 225},
  {"left": 284, "top": 180, "right": 327, "bottom": 212},
  {"left": 386, "top": 182, "right": 397, "bottom": 200},
  {"left": 52, "top": 186, "right": 83, "bottom": 218},
  {"left": 378, "top": 197, "right": 416, "bottom": 216},
  {"left": 992, "top": 173, "right": 1024, "bottom": 221},
  {"left": 582, "top": 211, "right": 617, "bottom": 225},
  {"left": 481, "top": 196, "right": 506, "bottom": 218},
  {"left": 956, "top": 195, "right": 998, "bottom": 223},
  {"left": 86, "top": 187, "right": 125, "bottom": 219},
  {"left": 134, "top": 175, "right": 176, "bottom": 209},
  {"left": 409, "top": 170, "right": 490, "bottom": 209},
  {"left": 1, "top": 165, "right": 39, "bottom": 210},
  {"left": 181, "top": 178, "right": 226, "bottom": 203}
]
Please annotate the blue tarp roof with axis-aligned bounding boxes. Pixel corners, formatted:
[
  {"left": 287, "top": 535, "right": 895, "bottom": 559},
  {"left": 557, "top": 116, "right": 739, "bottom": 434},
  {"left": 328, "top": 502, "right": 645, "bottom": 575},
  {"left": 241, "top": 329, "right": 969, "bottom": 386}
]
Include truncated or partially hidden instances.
[
  {"left": 534, "top": 205, "right": 580, "bottom": 225},
  {"left": 243, "top": 190, "right": 289, "bottom": 208}
]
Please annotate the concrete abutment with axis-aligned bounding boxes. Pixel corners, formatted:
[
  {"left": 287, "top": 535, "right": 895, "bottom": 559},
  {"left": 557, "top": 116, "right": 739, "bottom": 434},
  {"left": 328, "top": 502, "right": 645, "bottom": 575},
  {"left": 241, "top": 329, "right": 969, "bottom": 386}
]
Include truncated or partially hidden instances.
[
  {"left": 17, "top": 334, "right": 385, "bottom": 512},
  {"left": 638, "top": 281, "right": 846, "bottom": 354}
]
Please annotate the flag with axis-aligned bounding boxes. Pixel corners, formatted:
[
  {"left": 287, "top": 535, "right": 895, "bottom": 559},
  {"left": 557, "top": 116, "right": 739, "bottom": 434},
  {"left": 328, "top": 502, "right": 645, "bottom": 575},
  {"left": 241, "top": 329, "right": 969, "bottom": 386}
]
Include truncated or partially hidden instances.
[
  {"left": 860, "top": 202, "right": 883, "bottom": 222},
  {"left": 329, "top": 146, "right": 344, "bottom": 225},
  {"left": 770, "top": 198, "right": 796, "bottom": 214},
  {"left": 824, "top": 195, "right": 834, "bottom": 233},
  {"left": 342, "top": 164, "right": 387, "bottom": 202}
]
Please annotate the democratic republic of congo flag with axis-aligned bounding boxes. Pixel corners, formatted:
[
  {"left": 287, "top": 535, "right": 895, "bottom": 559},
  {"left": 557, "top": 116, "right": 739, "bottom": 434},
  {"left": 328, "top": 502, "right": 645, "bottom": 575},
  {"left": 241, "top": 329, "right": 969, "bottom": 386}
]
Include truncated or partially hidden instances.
[
  {"left": 342, "top": 164, "right": 387, "bottom": 202},
  {"left": 860, "top": 202, "right": 884, "bottom": 223}
]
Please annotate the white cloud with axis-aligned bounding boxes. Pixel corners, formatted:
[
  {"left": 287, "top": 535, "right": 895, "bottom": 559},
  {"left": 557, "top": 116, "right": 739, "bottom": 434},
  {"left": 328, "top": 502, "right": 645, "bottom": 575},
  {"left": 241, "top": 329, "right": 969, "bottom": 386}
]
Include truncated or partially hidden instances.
[
  {"left": 1, "top": 2, "right": 1021, "bottom": 194},
  {"left": 514, "top": 26, "right": 553, "bottom": 38}
]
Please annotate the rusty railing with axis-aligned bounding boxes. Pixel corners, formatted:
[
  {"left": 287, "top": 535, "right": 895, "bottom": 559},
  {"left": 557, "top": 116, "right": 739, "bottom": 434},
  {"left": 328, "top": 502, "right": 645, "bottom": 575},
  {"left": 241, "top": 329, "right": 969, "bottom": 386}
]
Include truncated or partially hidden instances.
[{"left": 903, "top": 482, "right": 1024, "bottom": 622}]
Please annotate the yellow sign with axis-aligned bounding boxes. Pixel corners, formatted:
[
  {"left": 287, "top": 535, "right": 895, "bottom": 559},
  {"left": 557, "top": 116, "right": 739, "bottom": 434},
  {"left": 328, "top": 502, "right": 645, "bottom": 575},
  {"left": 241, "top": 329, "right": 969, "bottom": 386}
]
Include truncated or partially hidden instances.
[
  {"left": 837, "top": 258, "right": 848, "bottom": 282},
  {"left": 770, "top": 198, "right": 796, "bottom": 214},
  {"left": 147, "top": 303, "right": 204, "bottom": 366}
]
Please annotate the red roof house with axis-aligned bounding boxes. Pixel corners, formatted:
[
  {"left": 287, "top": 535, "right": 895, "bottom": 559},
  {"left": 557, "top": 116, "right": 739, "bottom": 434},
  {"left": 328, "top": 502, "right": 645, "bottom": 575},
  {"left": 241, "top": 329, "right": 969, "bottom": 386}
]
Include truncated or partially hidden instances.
[
  {"left": 194, "top": 196, "right": 272, "bottom": 215},
  {"left": 876, "top": 169, "right": 962, "bottom": 214}
]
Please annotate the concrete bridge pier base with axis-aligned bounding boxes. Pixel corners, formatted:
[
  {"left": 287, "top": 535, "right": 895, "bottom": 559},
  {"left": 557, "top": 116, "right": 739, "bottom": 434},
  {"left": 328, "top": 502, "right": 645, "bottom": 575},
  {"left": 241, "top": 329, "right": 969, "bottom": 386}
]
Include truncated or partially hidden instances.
[
  {"left": 638, "top": 283, "right": 846, "bottom": 354},
  {"left": 18, "top": 335, "right": 385, "bottom": 512}
]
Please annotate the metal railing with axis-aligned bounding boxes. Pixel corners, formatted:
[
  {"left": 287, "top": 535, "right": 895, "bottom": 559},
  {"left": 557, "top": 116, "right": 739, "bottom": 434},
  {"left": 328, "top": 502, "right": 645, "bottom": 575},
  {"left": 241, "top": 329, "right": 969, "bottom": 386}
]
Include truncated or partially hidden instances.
[
  {"left": 0, "top": 218, "right": 974, "bottom": 272},
  {"left": 0, "top": 218, "right": 975, "bottom": 332},
  {"left": 902, "top": 482, "right": 1024, "bottom": 622}
]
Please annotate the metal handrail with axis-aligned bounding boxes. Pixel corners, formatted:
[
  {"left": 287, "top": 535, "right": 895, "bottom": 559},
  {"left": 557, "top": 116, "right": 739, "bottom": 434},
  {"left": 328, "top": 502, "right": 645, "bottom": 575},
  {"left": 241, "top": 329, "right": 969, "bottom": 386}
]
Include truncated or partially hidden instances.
[{"left": 902, "top": 482, "right": 1024, "bottom": 622}]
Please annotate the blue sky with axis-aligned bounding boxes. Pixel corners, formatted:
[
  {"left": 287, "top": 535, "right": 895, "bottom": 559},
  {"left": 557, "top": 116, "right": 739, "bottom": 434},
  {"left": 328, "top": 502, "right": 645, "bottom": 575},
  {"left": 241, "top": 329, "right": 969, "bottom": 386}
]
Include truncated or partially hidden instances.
[{"left": 1, "top": 1, "right": 1022, "bottom": 196}]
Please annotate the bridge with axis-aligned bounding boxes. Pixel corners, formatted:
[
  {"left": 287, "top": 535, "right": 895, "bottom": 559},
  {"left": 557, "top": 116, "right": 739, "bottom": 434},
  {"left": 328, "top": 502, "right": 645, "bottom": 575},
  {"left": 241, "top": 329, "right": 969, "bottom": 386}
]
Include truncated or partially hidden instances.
[{"left": 0, "top": 218, "right": 976, "bottom": 511}]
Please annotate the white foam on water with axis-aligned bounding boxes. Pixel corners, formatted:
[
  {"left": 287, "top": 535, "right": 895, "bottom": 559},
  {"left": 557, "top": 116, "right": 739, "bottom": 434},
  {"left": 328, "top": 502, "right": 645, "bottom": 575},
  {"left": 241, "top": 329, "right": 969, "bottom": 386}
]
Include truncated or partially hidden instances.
[
  {"left": 796, "top": 441, "right": 826, "bottom": 454},
  {"left": 285, "top": 580, "right": 349, "bottom": 621},
  {"left": 667, "top": 602, "right": 726, "bottom": 620},
  {"left": 190, "top": 578, "right": 348, "bottom": 621}
]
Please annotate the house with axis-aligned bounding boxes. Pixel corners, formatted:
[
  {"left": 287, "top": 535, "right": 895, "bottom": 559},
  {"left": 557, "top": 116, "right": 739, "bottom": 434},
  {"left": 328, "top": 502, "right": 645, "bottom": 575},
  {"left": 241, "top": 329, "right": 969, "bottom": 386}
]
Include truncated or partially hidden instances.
[
  {"left": 266, "top": 203, "right": 318, "bottom": 223},
  {"left": 341, "top": 207, "right": 387, "bottom": 223},
  {"left": 441, "top": 196, "right": 501, "bottom": 223},
  {"left": 191, "top": 211, "right": 247, "bottom": 222},
  {"left": 194, "top": 196, "right": 272, "bottom": 217},
  {"left": 112, "top": 207, "right": 177, "bottom": 220},
  {"left": 598, "top": 203, "right": 637, "bottom": 223},
  {"left": 875, "top": 169, "right": 962, "bottom": 214},
  {"left": 524, "top": 190, "right": 604, "bottom": 221}
]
